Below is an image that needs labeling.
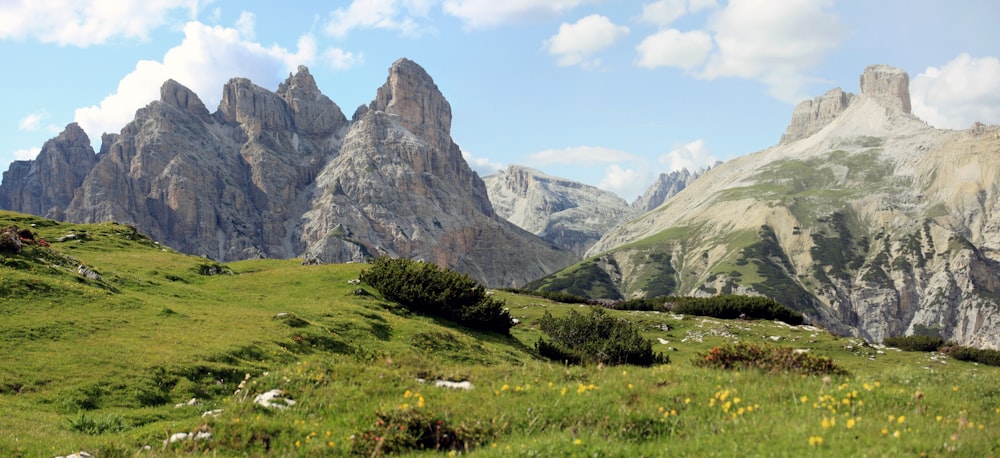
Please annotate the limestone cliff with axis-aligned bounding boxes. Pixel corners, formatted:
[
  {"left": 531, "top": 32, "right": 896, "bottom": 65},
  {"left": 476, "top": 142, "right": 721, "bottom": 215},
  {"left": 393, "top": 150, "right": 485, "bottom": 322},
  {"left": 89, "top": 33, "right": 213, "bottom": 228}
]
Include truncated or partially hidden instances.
[
  {"left": 0, "top": 59, "right": 576, "bottom": 287},
  {"left": 535, "top": 65, "right": 1000, "bottom": 349},
  {"left": 483, "top": 165, "right": 638, "bottom": 256}
]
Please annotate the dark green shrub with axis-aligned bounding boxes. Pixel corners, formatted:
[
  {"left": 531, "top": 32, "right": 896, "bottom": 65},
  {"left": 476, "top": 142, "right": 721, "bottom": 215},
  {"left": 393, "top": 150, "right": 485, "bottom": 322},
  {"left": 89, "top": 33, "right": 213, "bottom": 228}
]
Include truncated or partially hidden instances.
[
  {"left": 695, "top": 342, "right": 847, "bottom": 376},
  {"left": 670, "top": 295, "right": 804, "bottom": 325},
  {"left": 501, "top": 288, "right": 588, "bottom": 304},
  {"left": 535, "top": 308, "right": 668, "bottom": 367},
  {"left": 359, "top": 256, "right": 512, "bottom": 334},
  {"left": 882, "top": 335, "right": 944, "bottom": 352},
  {"left": 948, "top": 346, "right": 1000, "bottom": 366}
]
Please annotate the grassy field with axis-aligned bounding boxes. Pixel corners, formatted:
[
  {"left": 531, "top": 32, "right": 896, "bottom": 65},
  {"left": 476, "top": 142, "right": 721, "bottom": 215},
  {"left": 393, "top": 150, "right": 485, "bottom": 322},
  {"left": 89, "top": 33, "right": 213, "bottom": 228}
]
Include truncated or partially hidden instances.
[{"left": 1, "top": 211, "right": 998, "bottom": 457}]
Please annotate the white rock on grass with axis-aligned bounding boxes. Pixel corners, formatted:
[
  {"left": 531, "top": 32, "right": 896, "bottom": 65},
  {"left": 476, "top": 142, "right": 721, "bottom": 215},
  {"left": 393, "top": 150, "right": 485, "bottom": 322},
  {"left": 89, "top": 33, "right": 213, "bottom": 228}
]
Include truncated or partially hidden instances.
[{"left": 254, "top": 389, "right": 296, "bottom": 409}]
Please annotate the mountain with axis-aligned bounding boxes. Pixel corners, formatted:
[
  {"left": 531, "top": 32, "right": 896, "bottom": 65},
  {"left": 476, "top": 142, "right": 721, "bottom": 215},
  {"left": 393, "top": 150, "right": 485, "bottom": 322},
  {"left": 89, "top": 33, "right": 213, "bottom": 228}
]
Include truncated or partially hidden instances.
[
  {"left": 0, "top": 59, "right": 577, "bottom": 287},
  {"left": 529, "top": 64, "right": 1000, "bottom": 349},
  {"left": 483, "top": 165, "right": 639, "bottom": 256},
  {"left": 631, "top": 165, "right": 717, "bottom": 212}
]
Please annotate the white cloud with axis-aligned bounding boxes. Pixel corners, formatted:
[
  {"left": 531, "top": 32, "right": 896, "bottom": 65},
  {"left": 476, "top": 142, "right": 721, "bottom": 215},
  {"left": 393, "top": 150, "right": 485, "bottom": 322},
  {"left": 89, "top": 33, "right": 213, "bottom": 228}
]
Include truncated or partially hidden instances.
[
  {"left": 443, "top": 0, "right": 592, "bottom": 28},
  {"left": 74, "top": 21, "right": 357, "bottom": 138},
  {"left": 324, "top": 0, "right": 434, "bottom": 38},
  {"left": 526, "top": 146, "right": 637, "bottom": 166},
  {"left": 0, "top": 0, "right": 204, "bottom": 47},
  {"left": 658, "top": 139, "right": 716, "bottom": 172},
  {"left": 911, "top": 54, "right": 1000, "bottom": 129},
  {"left": 13, "top": 147, "right": 42, "bottom": 161},
  {"left": 598, "top": 164, "right": 652, "bottom": 201},
  {"left": 18, "top": 113, "right": 45, "bottom": 131},
  {"left": 324, "top": 48, "right": 363, "bottom": 70},
  {"left": 546, "top": 14, "right": 629, "bottom": 68},
  {"left": 235, "top": 11, "right": 255, "bottom": 40},
  {"left": 640, "top": 0, "right": 688, "bottom": 26},
  {"left": 636, "top": 28, "right": 712, "bottom": 70},
  {"left": 701, "top": 0, "right": 842, "bottom": 102},
  {"left": 461, "top": 150, "right": 504, "bottom": 176}
]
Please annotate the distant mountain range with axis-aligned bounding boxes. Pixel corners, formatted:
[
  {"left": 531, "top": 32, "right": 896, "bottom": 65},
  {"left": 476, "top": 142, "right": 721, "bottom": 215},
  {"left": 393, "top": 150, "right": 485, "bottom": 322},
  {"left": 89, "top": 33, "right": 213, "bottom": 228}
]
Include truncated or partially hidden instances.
[
  {"left": 0, "top": 59, "right": 576, "bottom": 287},
  {"left": 4, "top": 60, "right": 999, "bottom": 348},
  {"left": 529, "top": 65, "right": 1000, "bottom": 349}
]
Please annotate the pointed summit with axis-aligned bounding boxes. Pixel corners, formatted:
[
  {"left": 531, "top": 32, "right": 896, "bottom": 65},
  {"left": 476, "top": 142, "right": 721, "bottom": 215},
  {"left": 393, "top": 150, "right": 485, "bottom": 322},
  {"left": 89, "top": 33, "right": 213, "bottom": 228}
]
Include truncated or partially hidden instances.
[
  {"left": 278, "top": 65, "right": 347, "bottom": 136},
  {"left": 370, "top": 58, "right": 453, "bottom": 152},
  {"left": 160, "top": 79, "right": 212, "bottom": 122},
  {"left": 277, "top": 65, "right": 321, "bottom": 100}
]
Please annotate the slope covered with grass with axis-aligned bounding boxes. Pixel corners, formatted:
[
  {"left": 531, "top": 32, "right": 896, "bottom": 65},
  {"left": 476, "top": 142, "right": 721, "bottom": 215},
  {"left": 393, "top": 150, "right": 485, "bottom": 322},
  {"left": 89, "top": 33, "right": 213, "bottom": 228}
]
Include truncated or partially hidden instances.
[{"left": 1, "top": 211, "right": 997, "bottom": 457}]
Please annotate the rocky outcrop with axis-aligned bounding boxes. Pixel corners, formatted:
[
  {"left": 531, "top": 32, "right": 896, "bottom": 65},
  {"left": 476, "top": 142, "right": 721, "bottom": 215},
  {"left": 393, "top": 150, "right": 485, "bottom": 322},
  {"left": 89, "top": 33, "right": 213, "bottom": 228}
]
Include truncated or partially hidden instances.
[
  {"left": 483, "top": 165, "right": 638, "bottom": 256},
  {"left": 632, "top": 165, "right": 717, "bottom": 211},
  {"left": 780, "top": 88, "right": 856, "bottom": 144},
  {"left": 860, "top": 64, "right": 911, "bottom": 114},
  {"left": 0, "top": 123, "right": 98, "bottom": 220},
  {"left": 540, "top": 65, "right": 1000, "bottom": 349},
  {"left": 0, "top": 59, "right": 575, "bottom": 287}
]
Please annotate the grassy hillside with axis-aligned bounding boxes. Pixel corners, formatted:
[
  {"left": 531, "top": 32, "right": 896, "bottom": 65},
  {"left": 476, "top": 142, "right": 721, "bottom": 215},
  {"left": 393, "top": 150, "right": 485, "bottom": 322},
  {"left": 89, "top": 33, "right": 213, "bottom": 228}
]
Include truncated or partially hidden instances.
[{"left": 1, "top": 211, "right": 998, "bottom": 456}]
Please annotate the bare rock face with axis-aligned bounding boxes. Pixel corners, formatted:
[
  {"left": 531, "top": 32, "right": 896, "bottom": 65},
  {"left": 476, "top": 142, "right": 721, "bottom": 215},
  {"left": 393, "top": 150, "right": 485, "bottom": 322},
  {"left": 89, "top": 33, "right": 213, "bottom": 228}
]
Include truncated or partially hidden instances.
[
  {"left": 780, "top": 88, "right": 857, "bottom": 144},
  {"left": 860, "top": 64, "right": 911, "bottom": 114},
  {"left": 632, "top": 165, "right": 716, "bottom": 211},
  {"left": 1, "top": 60, "right": 575, "bottom": 287},
  {"left": 483, "top": 164, "right": 638, "bottom": 256},
  {"left": 0, "top": 123, "right": 97, "bottom": 219}
]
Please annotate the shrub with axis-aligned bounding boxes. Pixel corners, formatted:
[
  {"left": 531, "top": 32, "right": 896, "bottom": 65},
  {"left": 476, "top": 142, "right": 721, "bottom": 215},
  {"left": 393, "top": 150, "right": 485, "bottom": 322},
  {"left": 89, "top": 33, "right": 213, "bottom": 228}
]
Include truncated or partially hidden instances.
[
  {"left": 694, "top": 342, "right": 847, "bottom": 376},
  {"left": 64, "top": 412, "right": 129, "bottom": 435},
  {"left": 350, "top": 406, "right": 494, "bottom": 456},
  {"left": 947, "top": 346, "right": 1000, "bottom": 367},
  {"left": 535, "top": 308, "right": 668, "bottom": 367},
  {"left": 669, "top": 295, "right": 804, "bottom": 325},
  {"left": 359, "top": 256, "right": 512, "bottom": 334},
  {"left": 501, "top": 288, "right": 588, "bottom": 304},
  {"left": 882, "top": 335, "right": 944, "bottom": 352}
]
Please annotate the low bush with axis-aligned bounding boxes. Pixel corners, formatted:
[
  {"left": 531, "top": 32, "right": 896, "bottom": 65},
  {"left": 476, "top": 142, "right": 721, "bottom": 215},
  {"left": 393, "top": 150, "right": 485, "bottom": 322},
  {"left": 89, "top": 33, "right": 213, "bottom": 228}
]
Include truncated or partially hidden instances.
[
  {"left": 670, "top": 295, "right": 804, "bottom": 325},
  {"left": 535, "top": 308, "right": 668, "bottom": 367},
  {"left": 350, "top": 406, "right": 495, "bottom": 456},
  {"left": 359, "top": 256, "right": 512, "bottom": 334},
  {"left": 948, "top": 346, "right": 1000, "bottom": 367},
  {"left": 882, "top": 335, "right": 943, "bottom": 352},
  {"left": 694, "top": 342, "right": 847, "bottom": 376},
  {"left": 501, "top": 288, "right": 588, "bottom": 304}
]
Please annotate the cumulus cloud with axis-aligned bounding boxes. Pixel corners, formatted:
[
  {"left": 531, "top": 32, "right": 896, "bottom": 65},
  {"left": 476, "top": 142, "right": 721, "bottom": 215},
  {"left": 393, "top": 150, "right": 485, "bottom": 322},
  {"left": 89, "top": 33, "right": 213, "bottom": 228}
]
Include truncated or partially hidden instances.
[
  {"left": 598, "top": 164, "right": 651, "bottom": 201},
  {"left": 639, "top": 0, "right": 688, "bottom": 26},
  {"left": 658, "top": 139, "right": 716, "bottom": 172},
  {"left": 526, "top": 146, "right": 637, "bottom": 166},
  {"left": 0, "top": 0, "right": 203, "bottom": 47},
  {"left": 911, "top": 54, "right": 1000, "bottom": 129},
  {"left": 701, "top": 0, "right": 842, "bottom": 102},
  {"left": 443, "top": 0, "right": 592, "bottom": 28},
  {"left": 18, "top": 113, "right": 45, "bottom": 131},
  {"left": 546, "top": 14, "right": 629, "bottom": 68},
  {"left": 235, "top": 11, "right": 256, "bottom": 40},
  {"left": 74, "top": 21, "right": 357, "bottom": 138},
  {"left": 324, "top": 0, "right": 434, "bottom": 38},
  {"left": 636, "top": 29, "right": 712, "bottom": 70},
  {"left": 461, "top": 150, "right": 505, "bottom": 176},
  {"left": 12, "top": 147, "right": 42, "bottom": 161}
]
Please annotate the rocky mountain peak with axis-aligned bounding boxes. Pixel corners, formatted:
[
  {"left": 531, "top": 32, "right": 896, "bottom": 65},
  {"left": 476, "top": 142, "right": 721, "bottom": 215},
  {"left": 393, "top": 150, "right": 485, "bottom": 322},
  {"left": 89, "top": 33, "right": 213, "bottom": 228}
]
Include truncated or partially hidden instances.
[
  {"left": 780, "top": 87, "right": 857, "bottom": 144},
  {"left": 859, "top": 64, "right": 911, "bottom": 114},
  {"left": 218, "top": 76, "right": 293, "bottom": 131},
  {"left": 160, "top": 79, "right": 212, "bottom": 122},
  {"left": 277, "top": 65, "right": 321, "bottom": 99},
  {"left": 370, "top": 58, "right": 452, "bottom": 152},
  {"left": 277, "top": 65, "right": 347, "bottom": 136}
]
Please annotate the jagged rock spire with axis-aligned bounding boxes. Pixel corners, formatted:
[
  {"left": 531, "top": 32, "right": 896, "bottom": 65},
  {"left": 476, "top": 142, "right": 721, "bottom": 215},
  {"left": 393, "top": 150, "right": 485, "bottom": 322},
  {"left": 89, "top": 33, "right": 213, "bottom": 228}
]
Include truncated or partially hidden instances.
[{"left": 370, "top": 58, "right": 453, "bottom": 153}]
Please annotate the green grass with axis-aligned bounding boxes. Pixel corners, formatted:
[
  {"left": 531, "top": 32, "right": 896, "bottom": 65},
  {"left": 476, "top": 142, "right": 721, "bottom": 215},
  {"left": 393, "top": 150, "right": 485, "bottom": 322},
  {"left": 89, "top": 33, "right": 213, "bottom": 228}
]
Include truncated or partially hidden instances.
[{"left": 1, "top": 211, "right": 999, "bottom": 457}]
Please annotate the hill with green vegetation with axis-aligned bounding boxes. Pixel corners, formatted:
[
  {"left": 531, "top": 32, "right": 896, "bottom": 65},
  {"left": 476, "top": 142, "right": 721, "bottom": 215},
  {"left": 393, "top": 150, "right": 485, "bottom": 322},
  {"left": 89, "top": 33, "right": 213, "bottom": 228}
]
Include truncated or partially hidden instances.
[{"left": 1, "top": 211, "right": 998, "bottom": 457}]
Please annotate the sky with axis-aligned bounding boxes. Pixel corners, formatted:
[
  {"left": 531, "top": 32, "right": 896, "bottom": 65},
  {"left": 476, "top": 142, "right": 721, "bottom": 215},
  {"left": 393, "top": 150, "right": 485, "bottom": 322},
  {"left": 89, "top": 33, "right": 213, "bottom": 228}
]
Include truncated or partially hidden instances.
[{"left": 2, "top": 0, "right": 999, "bottom": 202}]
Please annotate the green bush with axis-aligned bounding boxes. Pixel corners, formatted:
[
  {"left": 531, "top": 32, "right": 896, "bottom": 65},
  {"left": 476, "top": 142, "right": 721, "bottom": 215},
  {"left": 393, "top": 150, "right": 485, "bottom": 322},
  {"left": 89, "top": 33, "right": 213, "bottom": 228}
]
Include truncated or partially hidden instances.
[
  {"left": 694, "top": 342, "right": 847, "bottom": 376},
  {"left": 501, "top": 288, "right": 588, "bottom": 304},
  {"left": 882, "top": 335, "right": 943, "bottom": 352},
  {"left": 350, "top": 406, "right": 494, "bottom": 456},
  {"left": 359, "top": 256, "right": 512, "bottom": 334},
  {"left": 670, "top": 295, "right": 804, "bottom": 325},
  {"left": 535, "top": 308, "right": 668, "bottom": 367},
  {"left": 948, "top": 346, "right": 1000, "bottom": 366}
]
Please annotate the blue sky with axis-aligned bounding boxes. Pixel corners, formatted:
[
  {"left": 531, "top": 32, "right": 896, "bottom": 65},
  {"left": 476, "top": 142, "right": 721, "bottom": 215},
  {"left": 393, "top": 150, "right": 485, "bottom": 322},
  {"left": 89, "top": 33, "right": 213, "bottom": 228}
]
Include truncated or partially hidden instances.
[{"left": 2, "top": 0, "right": 999, "bottom": 201}]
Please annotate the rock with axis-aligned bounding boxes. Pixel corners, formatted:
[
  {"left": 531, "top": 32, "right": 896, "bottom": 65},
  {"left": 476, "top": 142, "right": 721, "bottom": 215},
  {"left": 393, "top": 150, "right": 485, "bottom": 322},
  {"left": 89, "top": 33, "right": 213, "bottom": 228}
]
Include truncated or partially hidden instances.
[
  {"left": 859, "top": 64, "right": 911, "bottom": 114},
  {"left": 433, "top": 380, "right": 474, "bottom": 390},
  {"left": 0, "top": 123, "right": 97, "bottom": 220},
  {"left": 254, "top": 389, "right": 296, "bottom": 409},
  {"left": 632, "top": 165, "right": 717, "bottom": 211},
  {"left": 77, "top": 265, "right": 101, "bottom": 281},
  {"left": 780, "top": 88, "right": 857, "bottom": 144},
  {"left": 55, "top": 452, "right": 92, "bottom": 458},
  {"left": 370, "top": 58, "right": 453, "bottom": 154},
  {"left": 160, "top": 79, "right": 213, "bottom": 123}
]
